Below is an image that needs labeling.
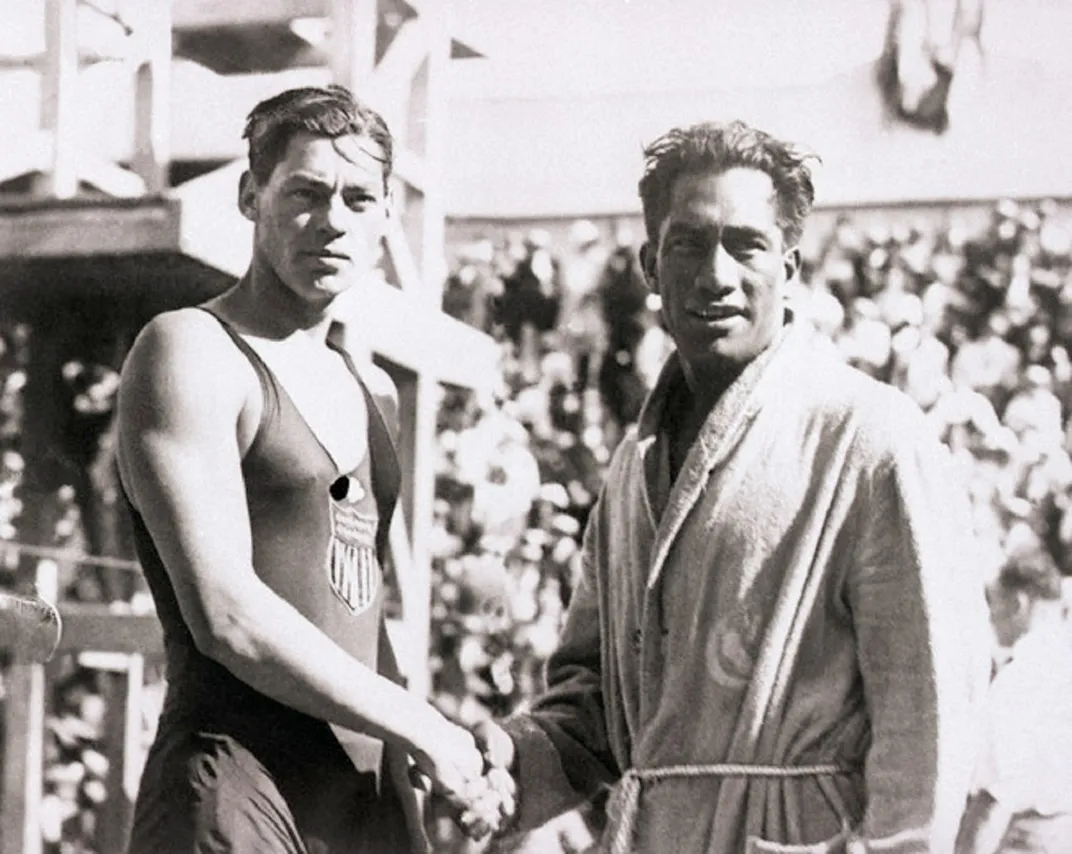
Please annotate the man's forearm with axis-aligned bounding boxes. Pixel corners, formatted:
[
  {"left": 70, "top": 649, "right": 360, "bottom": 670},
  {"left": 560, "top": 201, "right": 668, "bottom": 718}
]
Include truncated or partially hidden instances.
[
  {"left": 204, "top": 580, "right": 444, "bottom": 752},
  {"left": 502, "top": 636, "right": 621, "bottom": 830},
  {"left": 501, "top": 713, "right": 616, "bottom": 832}
]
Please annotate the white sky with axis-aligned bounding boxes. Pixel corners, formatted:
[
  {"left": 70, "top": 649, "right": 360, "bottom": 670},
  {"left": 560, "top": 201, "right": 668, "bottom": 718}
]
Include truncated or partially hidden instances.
[
  {"left": 446, "top": 0, "right": 1072, "bottom": 99},
  {"left": 0, "top": 0, "right": 1069, "bottom": 215},
  {"left": 2, "top": 0, "right": 1070, "bottom": 98}
]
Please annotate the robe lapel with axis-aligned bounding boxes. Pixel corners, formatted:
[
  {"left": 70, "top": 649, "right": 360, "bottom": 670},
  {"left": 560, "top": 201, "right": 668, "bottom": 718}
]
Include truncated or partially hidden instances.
[{"left": 642, "top": 323, "right": 801, "bottom": 592}]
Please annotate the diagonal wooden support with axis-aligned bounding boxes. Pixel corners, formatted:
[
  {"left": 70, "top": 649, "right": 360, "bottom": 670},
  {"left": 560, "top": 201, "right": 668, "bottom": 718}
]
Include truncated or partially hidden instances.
[
  {"left": 331, "top": 0, "right": 378, "bottom": 104},
  {"left": 75, "top": 155, "right": 148, "bottom": 198}
]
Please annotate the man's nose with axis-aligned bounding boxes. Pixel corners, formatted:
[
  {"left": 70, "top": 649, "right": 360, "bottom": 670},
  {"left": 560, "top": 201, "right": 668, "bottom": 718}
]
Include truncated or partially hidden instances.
[
  {"left": 317, "top": 195, "right": 348, "bottom": 237},
  {"left": 698, "top": 242, "right": 739, "bottom": 293}
]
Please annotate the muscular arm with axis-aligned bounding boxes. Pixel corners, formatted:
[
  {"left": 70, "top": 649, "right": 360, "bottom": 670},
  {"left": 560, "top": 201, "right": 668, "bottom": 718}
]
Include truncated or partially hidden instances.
[
  {"left": 117, "top": 311, "right": 477, "bottom": 785},
  {"left": 848, "top": 415, "right": 991, "bottom": 852}
]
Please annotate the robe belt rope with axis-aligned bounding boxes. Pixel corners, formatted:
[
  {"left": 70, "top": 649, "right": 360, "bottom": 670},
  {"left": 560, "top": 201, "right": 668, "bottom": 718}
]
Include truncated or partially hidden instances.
[{"left": 608, "top": 762, "right": 857, "bottom": 854}]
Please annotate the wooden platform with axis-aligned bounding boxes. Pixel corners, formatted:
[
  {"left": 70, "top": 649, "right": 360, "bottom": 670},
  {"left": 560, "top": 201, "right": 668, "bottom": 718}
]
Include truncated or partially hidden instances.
[
  {"left": 0, "top": 191, "right": 499, "bottom": 390},
  {"left": 0, "top": 195, "right": 182, "bottom": 261}
]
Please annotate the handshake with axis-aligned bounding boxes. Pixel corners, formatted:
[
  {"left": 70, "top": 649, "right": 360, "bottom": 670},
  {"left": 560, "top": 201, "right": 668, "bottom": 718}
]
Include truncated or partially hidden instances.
[{"left": 413, "top": 718, "right": 520, "bottom": 841}]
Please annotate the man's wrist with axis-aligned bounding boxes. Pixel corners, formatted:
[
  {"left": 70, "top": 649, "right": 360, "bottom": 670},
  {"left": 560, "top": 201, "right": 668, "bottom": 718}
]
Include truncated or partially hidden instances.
[{"left": 393, "top": 698, "right": 451, "bottom": 757}]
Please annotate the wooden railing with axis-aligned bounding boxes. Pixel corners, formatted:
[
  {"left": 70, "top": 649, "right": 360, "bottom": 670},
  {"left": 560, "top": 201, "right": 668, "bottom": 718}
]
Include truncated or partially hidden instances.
[
  {"left": 0, "top": 538, "right": 422, "bottom": 854},
  {"left": 1, "top": 559, "right": 162, "bottom": 854}
]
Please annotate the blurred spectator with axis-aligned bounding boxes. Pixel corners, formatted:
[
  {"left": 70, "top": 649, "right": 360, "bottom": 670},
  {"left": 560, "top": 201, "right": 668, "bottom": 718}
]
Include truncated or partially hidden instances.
[
  {"left": 838, "top": 296, "right": 894, "bottom": 379},
  {"left": 444, "top": 239, "right": 501, "bottom": 332},
  {"left": 956, "top": 550, "right": 1072, "bottom": 853},
  {"left": 558, "top": 220, "right": 611, "bottom": 392},
  {"left": 495, "top": 229, "right": 562, "bottom": 351},
  {"left": 950, "top": 313, "right": 1023, "bottom": 412},
  {"left": 595, "top": 230, "right": 652, "bottom": 430}
]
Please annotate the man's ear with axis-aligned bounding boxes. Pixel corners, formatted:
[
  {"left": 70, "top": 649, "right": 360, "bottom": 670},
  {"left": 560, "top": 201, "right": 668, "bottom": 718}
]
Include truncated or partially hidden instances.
[
  {"left": 784, "top": 246, "right": 801, "bottom": 282},
  {"left": 639, "top": 241, "right": 660, "bottom": 294},
  {"left": 238, "top": 171, "right": 258, "bottom": 222}
]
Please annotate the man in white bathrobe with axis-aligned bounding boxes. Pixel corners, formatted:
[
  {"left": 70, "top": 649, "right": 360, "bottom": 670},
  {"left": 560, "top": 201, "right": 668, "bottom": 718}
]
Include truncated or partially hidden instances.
[{"left": 475, "top": 120, "right": 991, "bottom": 853}]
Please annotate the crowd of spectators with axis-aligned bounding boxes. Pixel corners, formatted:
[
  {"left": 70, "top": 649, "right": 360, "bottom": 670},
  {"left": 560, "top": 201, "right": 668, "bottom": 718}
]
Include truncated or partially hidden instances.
[{"left": 797, "top": 200, "right": 1072, "bottom": 593}]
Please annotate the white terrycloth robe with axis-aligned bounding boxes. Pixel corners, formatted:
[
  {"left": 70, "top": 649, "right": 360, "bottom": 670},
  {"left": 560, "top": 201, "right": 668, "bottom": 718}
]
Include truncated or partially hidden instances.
[{"left": 505, "top": 321, "right": 991, "bottom": 854}]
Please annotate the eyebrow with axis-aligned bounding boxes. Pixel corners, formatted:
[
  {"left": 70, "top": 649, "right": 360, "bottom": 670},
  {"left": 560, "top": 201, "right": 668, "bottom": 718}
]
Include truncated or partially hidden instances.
[
  {"left": 283, "top": 174, "right": 381, "bottom": 195},
  {"left": 722, "top": 224, "right": 769, "bottom": 242},
  {"left": 665, "top": 221, "right": 769, "bottom": 241},
  {"left": 283, "top": 173, "right": 329, "bottom": 187}
]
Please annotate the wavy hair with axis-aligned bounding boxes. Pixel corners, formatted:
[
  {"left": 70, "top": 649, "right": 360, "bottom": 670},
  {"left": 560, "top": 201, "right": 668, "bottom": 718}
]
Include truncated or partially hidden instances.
[
  {"left": 638, "top": 120, "right": 818, "bottom": 247},
  {"left": 243, "top": 85, "right": 393, "bottom": 188}
]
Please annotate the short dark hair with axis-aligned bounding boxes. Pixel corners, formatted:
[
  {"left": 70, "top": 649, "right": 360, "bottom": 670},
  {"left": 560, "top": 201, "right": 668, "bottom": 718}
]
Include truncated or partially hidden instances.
[
  {"left": 997, "top": 549, "right": 1063, "bottom": 602},
  {"left": 242, "top": 85, "right": 393, "bottom": 187},
  {"left": 638, "top": 120, "right": 817, "bottom": 247}
]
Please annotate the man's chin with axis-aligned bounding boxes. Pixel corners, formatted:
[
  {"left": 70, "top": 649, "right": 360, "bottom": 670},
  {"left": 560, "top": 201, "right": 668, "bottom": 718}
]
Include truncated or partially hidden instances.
[
  {"left": 311, "top": 273, "right": 361, "bottom": 297},
  {"left": 681, "top": 336, "right": 766, "bottom": 370}
]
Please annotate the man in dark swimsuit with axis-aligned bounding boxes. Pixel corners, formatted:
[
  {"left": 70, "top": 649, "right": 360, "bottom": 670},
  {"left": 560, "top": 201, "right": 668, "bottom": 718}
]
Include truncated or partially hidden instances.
[{"left": 117, "top": 85, "right": 503, "bottom": 853}]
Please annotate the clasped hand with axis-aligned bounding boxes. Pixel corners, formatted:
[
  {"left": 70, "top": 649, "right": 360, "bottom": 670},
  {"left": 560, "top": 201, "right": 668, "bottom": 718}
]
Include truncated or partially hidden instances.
[{"left": 413, "top": 718, "right": 518, "bottom": 840}]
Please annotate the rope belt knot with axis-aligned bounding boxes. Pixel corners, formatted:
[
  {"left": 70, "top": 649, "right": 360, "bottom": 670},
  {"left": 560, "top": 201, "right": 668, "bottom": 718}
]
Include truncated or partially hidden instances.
[{"left": 606, "top": 761, "right": 855, "bottom": 854}]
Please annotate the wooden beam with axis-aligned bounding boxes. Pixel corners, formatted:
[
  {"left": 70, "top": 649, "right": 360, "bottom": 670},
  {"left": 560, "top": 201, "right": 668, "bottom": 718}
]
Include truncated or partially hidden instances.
[
  {"left": 414, "top": 1, "right": 452, "bottom": 299},
  {"left": 1, "top": 662, "right": 46, "bottom": 854},
  {"left": 0, "top": 198, "right": 181, "bottom": 260},
  {"left": 393, "top": 148, "right": 427, "bottom": 194},
  {"left": 388, "top": 508, "right": 416, "bottom": 614},
  {"left": 370, "top": 16, "right": 431, "bottom": 132},
  {"left": 0, "top": 55, "right": 43, "bottom": 71},
  {"left": 336, "top": 278, "right": 500, "bottom": 390},
  {"left": 0, "top": 564, "right": 57, "bottom": 854},
  {"left": 0, "top": 135, "right": 147, "bottom": 199},
  {"left": 75, "top": 156, "right": 148, "bottom": 198},
  {"left": 383, "top": 215, "right": 424, "bottom": 292},
  {"left": 387, "top": 509, "right": 426, "bottom": 690},
  {"left": 172, "top": 0, "right": 327, "bottom": 30},
  {"left": 55, "top": 605, "right": 163, "bottom": 656},
  {"left": 330, "top": 0, "right": 378, "bottom": 97},
  {"left": 132, "top": 1, "right": 173, "bottom": 195},
  {"left": 400, "top": 374, "right": 436, "bottom": 700},
  {"left": 97, "top": 656, "right": 143, "bottom": 854},
  {"left": 41, "top": 0, "right": 79, "bottom": 199}
]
